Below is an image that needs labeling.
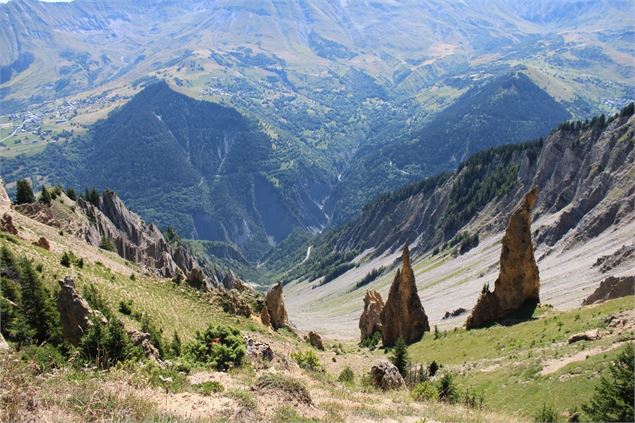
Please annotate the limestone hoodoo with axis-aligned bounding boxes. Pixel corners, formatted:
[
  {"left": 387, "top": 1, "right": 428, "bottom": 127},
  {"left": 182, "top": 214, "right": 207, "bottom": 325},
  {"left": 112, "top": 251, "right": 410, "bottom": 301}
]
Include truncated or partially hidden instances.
[
  {"left": 262, "top": 282, "right": 290, "bottom": 330},
  {"left": 359, "top": 290, "right": 384, "bottom": 342},
  {"left": 466, "top": 188, "right": 540, "bottom": 329},
  {"left": 380, "top": 244, "right": 430, "bottom": 346}
]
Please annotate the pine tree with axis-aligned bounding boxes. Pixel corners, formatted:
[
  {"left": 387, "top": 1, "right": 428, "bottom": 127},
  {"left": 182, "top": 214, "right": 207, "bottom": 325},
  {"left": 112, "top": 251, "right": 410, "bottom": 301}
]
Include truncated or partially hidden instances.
[
  {"left": 170, "top": 331, "right": 182, "bottom": 357},
  {"left": 15, "top": 179, "right": 35, "bottom": 204},
  {"left": 65, "top": 187, "right": 77, "bottom": 201},
  {"left": 583, "top": 345, "right": 634, "bottom": 422},
  {"left": 18, "top": 259, "right": 62, "bottom": 345},
  {"left": 39, "top": 185, "right": 52, "bottom": 206},
  {"left": 390, "top": 337, "right": 409, "bottom": 376}
]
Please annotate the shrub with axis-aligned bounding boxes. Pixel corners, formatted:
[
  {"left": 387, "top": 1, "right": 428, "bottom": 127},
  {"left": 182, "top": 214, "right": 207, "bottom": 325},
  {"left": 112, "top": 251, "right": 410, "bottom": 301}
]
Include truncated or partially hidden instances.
[
  {"left": 534, "top": 403, "right": 560, "bottom": 423},
  {"left": 255, "top": 373, "right": 311, "bottom": 404},
  {"left": 80, "top": 317, "right": 139, "bottom": 368},
  {"left": 338, "top": 366, "right": 355, "bottom": 384},
  {"left": 390, "top": 338, "right": 409, "bottom": 376},
  {"left": 39, "top": 185, "right": 52, "bottom": 206},
  {"left": 438, "top": 374, "right": 458, "bottom": 403},
  {"left": 185, "top": 325, "right": 245, "bottom": 371},
  {"left": 462, "top": 388, "right": 485, "bottom": 409},
  {"left": 118, "top": 300, "right": 133, "bottom": 315},
  {"left": 411, "top": 380, "right": 438, "bottom": 402},
  {"left": 82, "top": 284, "right": 112, "bottom": 319},
  {"left": 60, "top": 251, "right": 72, "bottom": 267},
  {"left": 428, "top": 360, "right": 439, "bottom": 377},
  {"left": 291, "top": 350, "right": 322, "bottom": 371},
  {"left": 582, "top": 345, "right": 634, "bottom": 422},
  {"left": 20, "top": 344, "right": 66, "bottom": 374},
  {"left": 194, "top": 381, "right": 224, "bottom": 395},
  {"left": 99, "top": 237, "right": 116, "bottom": 252},
  {"left": 169, "top": 331, "right": 182, "bottom": 358},
  {"left": 140, "top": 313, "right": 165, "bottom": 358},
  {"left": 65, "top": 187, "right": 77, "bottom": 201},
  {"left": 360, "top": 331, "right": 381, "bottom": 350}
]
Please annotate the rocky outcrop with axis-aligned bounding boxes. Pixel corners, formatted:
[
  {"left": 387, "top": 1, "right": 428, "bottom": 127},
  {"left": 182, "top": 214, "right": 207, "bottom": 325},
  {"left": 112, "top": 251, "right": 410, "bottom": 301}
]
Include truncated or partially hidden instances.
[
  {"left": 582, "top": 276, "right": 635, "bottom": 305},
  {"left": 593, "top": 245, "right": 635, "bottom": 273},
  {"left": 262, "top": 283, "right": 289, "bottom": 330},
  {"left": 0, "top": 178, "right": 11, "bottom": 208},
  {"left": 77, "top": 191, "right": 198, "bottom": 280},
  {"left": 216, "top": 289, "right": 252, "bottom": 317},
  {"left": 371, "top": 362, "right": 405, "bottom": 390},
  {"left": 442, "top": 307, "right": 467, "bottom": 320},
  {"left": 221, "top": 270, "right": 248, "bottom": 291},
  {"left": 380, "top": 245, "right": 429, "bottom": 346},
  {"left": 466, "top": 188, "right": 540, "bottom": 329},
  {"left": 127, "top": 328, "right": 162, "bottom": 364},
  {"left": 57, "top": 276, "right": 95, "bottom": 345},
  {"left": 260, "top": 306, "right": 271, "bottom": 327},
  {"left": 568, "top": 330, "right": 600, "bottom": 344},
  {"left": 359, "top": 290, "right": 384, "bottom": 342},
  {"left": 306, "top": 331, "right": 324, "bottom": 350},
  {"left": 0, "top": 213, "right": 17, "bottom": 235},
  {"left": 244, "top": 335, "right": 274, "bottom": 362},
  {"left": 32, "top": 237, "right": 50, "bottom": 250}
]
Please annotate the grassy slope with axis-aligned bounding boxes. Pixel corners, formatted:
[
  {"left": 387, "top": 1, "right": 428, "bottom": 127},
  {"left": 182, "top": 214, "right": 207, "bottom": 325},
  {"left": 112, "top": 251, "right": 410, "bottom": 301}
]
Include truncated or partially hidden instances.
[{"left": 409, "top": 297, "right": 635, "bottom": 420}]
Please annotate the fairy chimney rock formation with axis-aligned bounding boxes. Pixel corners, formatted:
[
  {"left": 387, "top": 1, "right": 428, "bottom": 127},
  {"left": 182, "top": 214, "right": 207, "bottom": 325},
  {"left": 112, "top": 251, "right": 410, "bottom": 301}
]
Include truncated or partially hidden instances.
[
  {"left": 359, "top": 290, "right": 384, "bottom": 342},
  {"left": 380, "top": 244, "right": 430, "bottom": 346},
  {"left": 57, "top": 276, "right": 94, "bottom": 345},
  {"left": 263, "top": 282, "right": 289, "bottom": 330},
  {"left": 466, "top": 188, "right": 540, "bottom": 329}
]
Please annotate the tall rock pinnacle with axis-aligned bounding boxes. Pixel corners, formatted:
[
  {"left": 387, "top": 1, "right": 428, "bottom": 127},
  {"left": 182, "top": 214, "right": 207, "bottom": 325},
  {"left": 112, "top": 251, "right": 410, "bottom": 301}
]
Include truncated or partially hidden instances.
[
  {"left": 466, "top": 188, "right": 540, "bottom": 329},
  {"left": 380, "top": 244, "right": 430, "bottom": 346}
]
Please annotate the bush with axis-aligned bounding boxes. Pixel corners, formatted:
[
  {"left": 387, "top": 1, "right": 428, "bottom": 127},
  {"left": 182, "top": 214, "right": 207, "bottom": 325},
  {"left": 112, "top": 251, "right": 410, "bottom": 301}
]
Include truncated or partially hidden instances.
[
  {"left": 438, "top": 374, "right": 458, "bottom": 403},
  {"left": 80, "top": 317, "right": 139, "bottom": 368},
  {"left": 20, "top": 344, "right": 66, "bottom": 374},
  {"left": 60, "top": 251, "right": 72, "bottom": 267},
  {"left": 66, "top": 187, "right": 77, "bottom": 201},
  {"left": 39, "top": 185, "right": 52, "bottom": 206},
  {"left": 194, "top": 381, "right": 224, "bottom": 395},
  {"left": 99, "top": 237, "right": 116, "bottom": 252},
  {"left": 390, "top": 338, "right": 409, "bottom": 376},
  {"left": 360, "top": 330, "right": 381, "bottom": 350},
  {"left": 338, "top": 366, "right": 355, "bottom": 384},
  {"left": 185, "top": 325, "right": 245, "bottom": 371},
  {"left": 254, "top": 373, "right": 311, "bottom": 404},
  {"left": 412, "top": 380, "right": 438, "bottom": 402},
  {"left": 82, "top": 284, "right": 112, "bottom": 319},
  {"left": 428, "top": 360, "right": 439, "bottom": 377},
  {"left": 118, "top": 300, "right": 133, "bottom": 315},
  {"left": 582, "top": 345, "right": 634, "bottom": 422},
  {"left": 169, "top": 331, "right": 182, "bottom": 358},
  {"left": 534, "top": 403, "right": 560, "bottom": 423},
  {"left": 291, "top": 350, "right": 322, "bottom": 371},
  {"left": 140, "top": 313, "right": 165, "bottom": 358}
]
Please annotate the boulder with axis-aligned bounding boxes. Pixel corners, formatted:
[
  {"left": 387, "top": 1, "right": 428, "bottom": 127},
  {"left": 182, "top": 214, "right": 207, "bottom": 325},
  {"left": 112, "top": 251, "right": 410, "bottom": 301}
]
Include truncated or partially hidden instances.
[
  {"left": 263, "top": 283, "right": 289, "bottom": 330},
  {"left": 442, "top": 308, "right": 467, "bottom": 320},
  {"left": 582, "top": 276, "right": 635, "bottom": 305},
  {"left": 244, "top": 335, "right": 274, "bottom": 362},
  {"left": 0, "top": 213, "right": 18, "bottom": 235},
  {"left": 466, "top": 188, "right": 540, "bottom": 329},
  {"left": 370, "top": 362, "right": 405, "bottom": 390},
  {"left": 359, "top": 290, "right": 384, "bottom": 342},
  {"left": 57, "top": 276, "right": 93, "bottom": 345},
  {"left": 127, "top": 328, "right": 162, "bottom": 364},
  {"left": 32, "top": 237, "right": 50, "bottom": 250},
  {"left": 380, "top": 245, "right": 429, "bottom": 346},
  {"left": 568, "top": 330, "right": 600, "bottom": 344},
  {"left": 307, "top": 331, "right": 324, "bottom": 350}
]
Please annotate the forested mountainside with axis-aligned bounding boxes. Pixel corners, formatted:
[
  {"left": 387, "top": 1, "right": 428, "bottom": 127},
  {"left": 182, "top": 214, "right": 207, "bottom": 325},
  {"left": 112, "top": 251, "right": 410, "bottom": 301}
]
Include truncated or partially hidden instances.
[
  {"left": 327, "top": 72, "right": 571, "bottom": 223},
  {"left": 1, "top": 74, "right": 570, "bottom": 262},
  {"left": 281, "top": 106, "right": 634, "bottom": 284},
  {"left": 1, "top": 82, "right": 331, "bottom": 261}
]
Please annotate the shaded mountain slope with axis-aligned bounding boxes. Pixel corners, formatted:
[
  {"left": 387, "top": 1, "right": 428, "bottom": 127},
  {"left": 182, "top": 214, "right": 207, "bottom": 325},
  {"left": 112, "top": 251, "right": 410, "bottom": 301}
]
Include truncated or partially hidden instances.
[
  {"left": 1, "top": 82, "right": 331, "bottom": 261},
  {"left": 286, "top": 106, "right": 633, "bottom": 286},
  {"left": 329, "top": 72, "right": 571, "bottom": 224}
]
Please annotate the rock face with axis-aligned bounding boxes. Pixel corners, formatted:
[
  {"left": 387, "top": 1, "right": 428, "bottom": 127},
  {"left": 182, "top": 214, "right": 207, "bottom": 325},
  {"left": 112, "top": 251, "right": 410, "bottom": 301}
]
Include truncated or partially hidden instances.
[
  {"left": 582, "top": 276, "right": 635, "bottom": 305},
  {"left": 370, "top": 362, "right": 405, "bottom": 390},
  {"left": 307, "top": 331, "right": 324, "bottom": 350},
  {"left": 262, "top": 283, "right": 289, "bottom": 330},
  {"left": 77, "top": 191, "right": 199, "bottom": 279},
  {"left": 380, "top": 245, "right": 429, "bottom": 346},
  {"left": 359, "top": 290, "right": 384, "bottom": 341},
  {"left": 0, "top": 213, "right": 17, "bottom": 235},
  {"left": 466, "top": 188, "right": 540, "bottom": 329},
  {"left": 0, "top": 178, "right": 11, "bottom": 207},
  {"left": 57, "top": 276, "right": 93, "bottom": 345}
]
